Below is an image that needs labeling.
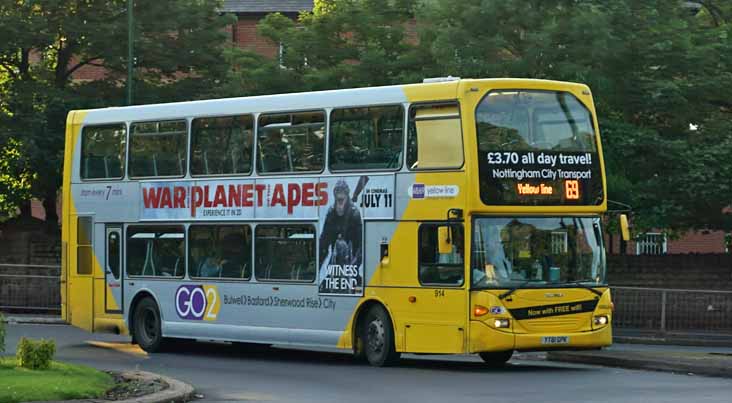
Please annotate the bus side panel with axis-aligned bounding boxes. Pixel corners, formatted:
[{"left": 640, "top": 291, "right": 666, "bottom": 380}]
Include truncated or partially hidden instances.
[
  {"left": 68, "top": 214, "right": 94, "bottom": 331},
  {"left": 128, "top": 280, "right": 361, "bottom": 347},
  {"left": 64, "top": 110, "right": 96, "bottom": 331},
  {"left": 356, "top": 170, "right": 469, "bottom": 354},
  {"left": 61, "top": 111, "right": 77, "bottom": 322}
]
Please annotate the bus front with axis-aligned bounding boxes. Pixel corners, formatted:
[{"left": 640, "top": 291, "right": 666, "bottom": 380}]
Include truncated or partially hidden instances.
[{"left": 463, "top": 80, "right": 612, "bottom": 360}]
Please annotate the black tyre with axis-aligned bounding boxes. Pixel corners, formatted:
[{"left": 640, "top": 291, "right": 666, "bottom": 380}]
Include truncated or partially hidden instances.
[
  {"left": 479, "top": 350, "right": 513, "bottom": 367},
  {"left": 362, "top": 305, "right": 400, "bottom": 367},
  {"left": 352, "top": 317, "right": 367, "bottom": 361},
  {"left": 133, "top": 297, "right": 169, "bottom": 353}
]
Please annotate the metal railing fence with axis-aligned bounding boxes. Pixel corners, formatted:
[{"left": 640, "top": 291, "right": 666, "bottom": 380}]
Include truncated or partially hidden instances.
[
  {"left": 612, "top": 286, "right": 732, "bottom": 337},
  {"left": 0, "top": 263, "right": 61, "bottom": 313},
  {"left": 2, "top": 266, "right": 731, "bottom": 339}
]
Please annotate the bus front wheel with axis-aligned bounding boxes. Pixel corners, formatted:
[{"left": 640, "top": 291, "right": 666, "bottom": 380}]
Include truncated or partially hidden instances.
[
  {"left": 362, "top": 305, "right": 400, "bottom": 367},
  {"left": 479, "top": 350, "right": 513, "bottom": 366},
  {"left": 133, "top": 297, "right": 168, "bottom": 353}
]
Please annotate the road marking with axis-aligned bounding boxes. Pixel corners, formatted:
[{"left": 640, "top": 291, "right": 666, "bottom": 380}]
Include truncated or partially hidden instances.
[{"left": 86, "top": 341, "right": 149, "bottom": 357}]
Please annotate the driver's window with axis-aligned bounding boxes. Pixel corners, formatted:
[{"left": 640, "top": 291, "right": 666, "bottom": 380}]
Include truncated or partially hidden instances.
[{"left": 418, "top": 223, "right": 464, "bottom": 286}]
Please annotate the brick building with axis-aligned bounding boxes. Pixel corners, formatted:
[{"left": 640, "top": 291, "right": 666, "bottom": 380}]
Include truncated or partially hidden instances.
[{"left": 223, "top": 1, "right": 314, "bottom": 58}]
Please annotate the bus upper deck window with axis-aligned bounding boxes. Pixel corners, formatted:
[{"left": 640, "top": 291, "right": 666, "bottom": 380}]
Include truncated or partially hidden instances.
[
  {"left": 80, "top": 124, "right": 126, "bottom": 180},
  {"left": 191, "top": 115, "right": 253, "bottom": 176},
  {"left": 475, "top": 90, "right": 597, "bottom": 153},
  {"left": 257, "top": 111, "right": 325, "bottom": 174},
  {"left": 407, "top": 103, "right": 464, "bottom": 170},
  {"left": 129, "top": 120, "right": 188, "bottom": 178},
  {"left": 329, "top": 105, "right": 404, "bottom": 171}
]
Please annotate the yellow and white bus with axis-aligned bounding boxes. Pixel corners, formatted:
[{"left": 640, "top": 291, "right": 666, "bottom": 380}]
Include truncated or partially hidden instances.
[{"left": 62, "top": 77, "right": 613, "bottom": 366}]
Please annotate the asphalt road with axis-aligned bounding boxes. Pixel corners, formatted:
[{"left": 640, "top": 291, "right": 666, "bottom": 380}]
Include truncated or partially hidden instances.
[{"left": 4, "top": 324, "right": 732, "bottom": 403}]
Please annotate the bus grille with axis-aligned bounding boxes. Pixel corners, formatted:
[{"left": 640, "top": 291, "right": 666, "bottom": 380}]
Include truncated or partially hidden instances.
[{"left": 521, "top": 317, "right": 586, "bottom": 332}]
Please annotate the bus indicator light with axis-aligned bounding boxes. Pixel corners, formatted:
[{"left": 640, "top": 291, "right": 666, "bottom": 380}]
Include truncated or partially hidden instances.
[{"left": 565, "top": 180, "right": 580, "bottom": 200}]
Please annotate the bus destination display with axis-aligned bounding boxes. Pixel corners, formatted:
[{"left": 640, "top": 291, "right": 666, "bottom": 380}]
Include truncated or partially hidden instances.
[{"left": 478, "top": 150, "right": 603, "bottom": 206}]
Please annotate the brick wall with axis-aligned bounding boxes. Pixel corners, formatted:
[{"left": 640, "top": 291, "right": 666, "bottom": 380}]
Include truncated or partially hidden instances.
[
  {"left": 232, "top": 14, "right": 280, "bottom": 59},
  {"left": 668, "top": 230, "right": 727, "bottom": 254},
  {"left": 0, "top": 226, "right": 60, "bottom": 265},
  {"left": 606, "top": 230, "right": 729, "bottom": 255},
  {"left": 608, "top": 253, "right": 732, "bottom": 289}
]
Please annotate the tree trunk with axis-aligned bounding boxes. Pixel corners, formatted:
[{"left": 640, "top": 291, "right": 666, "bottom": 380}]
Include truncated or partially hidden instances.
[
  {"left": 43, "top": 190, "right": 59, "bottom": 230},
  {"left": 19, "top": 199, "right": 32, "bottom": 218}
]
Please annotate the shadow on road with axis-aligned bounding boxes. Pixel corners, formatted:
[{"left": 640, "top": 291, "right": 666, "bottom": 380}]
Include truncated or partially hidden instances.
[{"left": 138, "top": 340, "right": 592, "bottom": 374}]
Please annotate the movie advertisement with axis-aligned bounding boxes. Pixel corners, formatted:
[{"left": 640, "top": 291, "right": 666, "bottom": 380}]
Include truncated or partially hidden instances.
[
  {"left": 139, "top": 175, "right": 394, "bottom": 297},
  {"left": 317, "top": 175, "right": 393, "bottom": 296}
]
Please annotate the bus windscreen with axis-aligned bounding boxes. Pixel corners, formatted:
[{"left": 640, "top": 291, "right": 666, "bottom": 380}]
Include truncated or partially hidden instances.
[{"left": 475, "top": 90, "right": 603, "bottom": 206}]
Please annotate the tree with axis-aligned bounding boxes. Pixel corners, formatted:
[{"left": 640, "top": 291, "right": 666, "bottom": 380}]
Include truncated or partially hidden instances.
[
  {"left": 417, "top": 0, "right": 732, "bottom": 232},
  {"left": 217, "top": 0, "right": 422, "bottom": 97},
  {"left": 0, "top": 0, "right": 235, "bottom": 227},
  {"left": 0, "top": 138, "right": 36, "bottom": 218},
  {"left": 195, "top": 0, "right": 732, "bottom": 232}
]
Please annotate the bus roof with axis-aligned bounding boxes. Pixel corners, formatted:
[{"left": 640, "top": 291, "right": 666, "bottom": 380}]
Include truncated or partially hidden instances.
[{"left": 74, "top": 78, "right": 589, "bottom": 125}]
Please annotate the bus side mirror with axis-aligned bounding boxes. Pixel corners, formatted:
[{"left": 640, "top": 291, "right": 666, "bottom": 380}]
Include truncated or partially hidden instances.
[
  {"left": 620, "top": 214, "right": 630, "bottom": 241},
  {"left": 438, "top": 226, "right": 453, "bottom": 254}
]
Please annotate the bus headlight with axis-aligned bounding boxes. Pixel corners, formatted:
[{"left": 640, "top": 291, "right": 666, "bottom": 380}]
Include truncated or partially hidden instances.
[
  {"left": 593, "top": 315, "right": 608, "bottom": 326},
  {"left": 494, "top": 318, "right": 510, "bottom": 328}
]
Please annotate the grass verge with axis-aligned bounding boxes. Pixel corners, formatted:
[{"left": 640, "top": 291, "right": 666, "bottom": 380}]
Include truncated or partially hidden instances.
[{"left": 0, "top": 357, "right": 114, "bottom": 403}]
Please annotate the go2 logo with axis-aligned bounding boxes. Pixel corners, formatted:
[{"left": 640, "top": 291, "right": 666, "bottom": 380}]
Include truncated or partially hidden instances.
[{"left": 175, "top": 285, "right": 220, "bottom": 321}]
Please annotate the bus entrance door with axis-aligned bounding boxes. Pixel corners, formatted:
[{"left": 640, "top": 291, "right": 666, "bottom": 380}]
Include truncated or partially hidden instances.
[
  {"left": 104, "top": 226, "right": 123, "bottom": 313},
  {"left": 402, "top": 223, "right": 467, "bottom": 354}
]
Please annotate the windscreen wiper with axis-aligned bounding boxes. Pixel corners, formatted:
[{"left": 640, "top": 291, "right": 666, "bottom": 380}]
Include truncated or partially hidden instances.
[
  {"left": 560, "top": 280, "right": 604, "bottom": 297},
  {"left": 498, "top": 280, "right": 535, "bottom": 300}
]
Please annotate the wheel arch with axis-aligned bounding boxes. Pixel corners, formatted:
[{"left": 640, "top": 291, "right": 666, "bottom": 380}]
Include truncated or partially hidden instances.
[
  {"left": 351, "top": 298, "right": 400, "bottom": 353},
  {"left": 127, "top": 289, "right": 162, "bottom": 343}
]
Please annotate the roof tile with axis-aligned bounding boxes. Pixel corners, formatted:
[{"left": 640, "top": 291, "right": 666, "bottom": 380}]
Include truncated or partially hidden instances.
[{"left": 221, "top": 0, "right": 314, "bottom": 13}]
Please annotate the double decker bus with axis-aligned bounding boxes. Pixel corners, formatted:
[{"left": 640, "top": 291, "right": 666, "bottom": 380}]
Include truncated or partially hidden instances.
[{"left": 62, "top": 77, "right": 613, "bottom": 366}]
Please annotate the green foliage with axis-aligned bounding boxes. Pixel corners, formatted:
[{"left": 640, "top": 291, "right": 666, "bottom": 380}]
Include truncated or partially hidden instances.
[
  {"left": 245, "top": 0, "right": 731, "bottom": 232},
  {"left": 0, "top": 138, "right": 36, "bottom": 217},
  {"left": 225, "top": 0, "right": 422, "bottom": 94},
  {"left": 416, "top": 0, "right": 732, "bottom": 232},
  {"left": 0, "top": 0, "right": 236, "bottom": 224},
  {"left": 0, "top": 313, "right": 5, "bottom": 353},
  {"left": 16, "top": 338, "right": 56, "bottom": 370},
  {"left": 0, "top": 0, "right": 728, "bottom": 233}
]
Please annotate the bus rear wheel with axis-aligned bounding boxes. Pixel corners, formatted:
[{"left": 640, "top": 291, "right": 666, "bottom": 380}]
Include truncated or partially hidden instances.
[
  {"left": 362, "top": 305, "right": 400, "bottom": 367},
  {"left": 133, "top": 297, "right": 169, "bottom": 353},
  {"left": 479, "top": 350, "right": 513, "bottom": 367}
]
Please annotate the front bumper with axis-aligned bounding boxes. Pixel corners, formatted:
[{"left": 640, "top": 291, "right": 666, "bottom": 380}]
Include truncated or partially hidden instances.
[{"left": 469, "top": 320, "right": 612, "bottom": 353}]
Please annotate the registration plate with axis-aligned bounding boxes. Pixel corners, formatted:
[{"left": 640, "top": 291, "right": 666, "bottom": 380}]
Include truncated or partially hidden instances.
[{"left": 541, "top": 336, "right": 570, "bottom": 345}]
